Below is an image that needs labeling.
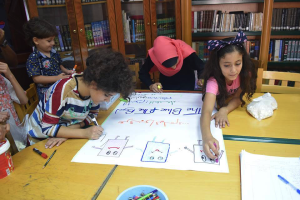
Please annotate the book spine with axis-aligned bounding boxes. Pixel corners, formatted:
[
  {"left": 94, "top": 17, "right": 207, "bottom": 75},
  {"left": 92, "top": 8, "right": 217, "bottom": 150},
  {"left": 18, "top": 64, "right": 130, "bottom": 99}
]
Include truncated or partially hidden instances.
[
  {"left": 268, "top": 40, "right": 273, "bottom": 61},
  {"left": 106, "top": 20, "right": 111, "bottom": 44},
  {"left": 295, "top": 8, "right": 300, "bottom": 31},
  {"left": 254, "top": 41, "right": 260, "bottom": 60},
  {"left": 194, "top": 11, "right": 197, "bottom": 33},
  {"left": 55, "top": 26, "right": 65, "bottom": 51},
  {"left": 287, "top": 40, "right": 292, "bottom": 61},
  {"left": 297, "top": 40, "right": 300, "bottom": 61},
  {"left": 294, "top": 41, "right": 298, "bottom": 61},
  {"left": 278, "top": 40, "right": 282, "bottom": 61},
  {"left": 283, "top": 40, "right": 288, "bottom": 61},
  {"left": 132, "top": 19, "right": 135, "bottom": 43},
  {"left": 274, "top": 40, "right": 280, "bottom": 61},
  {"left": 91, "top": 22, "right": 99, "bottom": 46}
]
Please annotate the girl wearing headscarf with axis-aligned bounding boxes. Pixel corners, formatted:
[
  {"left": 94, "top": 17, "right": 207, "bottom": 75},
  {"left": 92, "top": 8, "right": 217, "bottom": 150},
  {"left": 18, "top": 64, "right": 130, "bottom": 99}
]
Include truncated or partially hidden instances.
[{"left": 139, "top": 36, "right": 204, "bottom": 92}]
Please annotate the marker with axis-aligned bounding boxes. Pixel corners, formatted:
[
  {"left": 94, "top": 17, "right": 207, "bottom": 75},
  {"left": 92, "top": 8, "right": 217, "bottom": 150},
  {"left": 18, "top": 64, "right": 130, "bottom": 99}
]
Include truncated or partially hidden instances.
[
  {"left": 33, "top": 148, "right": 48, "bottom": 159},
  {"left": 119, "top": 98, "right": 128, "bottom": 102},
  {"left": 157, "top": 85, "right": 161, "bottom": 89},
  {"left": 213, "top": 142, "right": 219, "bottom": 163},
  {"left": 137, "top": 189, "right": 158, "bottom": 200},
  {"left": 72, "top": 65, "right": 77, "bottom": 74},
  {"left": 43, "top": 149, "right": 57, "bottom": 169},
  {"left": 278, "top": 175, "right": 300, "bottom": 194},
  {"left": 88, "top": 113, "right": 99, "bottom": 126}
]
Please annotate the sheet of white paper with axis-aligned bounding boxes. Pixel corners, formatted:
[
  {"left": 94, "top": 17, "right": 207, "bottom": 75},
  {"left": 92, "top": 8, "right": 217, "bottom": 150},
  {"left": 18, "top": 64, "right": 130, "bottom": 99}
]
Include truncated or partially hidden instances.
[
  {"left": 240, "top": 150, "right": 300, "bottom": 200},
  {"left": 72, "top": 93, "right": 229, "bottom": 173}
]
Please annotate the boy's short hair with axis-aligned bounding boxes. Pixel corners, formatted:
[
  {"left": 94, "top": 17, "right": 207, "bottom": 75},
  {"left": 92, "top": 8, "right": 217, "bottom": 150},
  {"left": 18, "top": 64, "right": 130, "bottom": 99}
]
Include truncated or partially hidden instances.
[
  {"left": 83, "top": 48, "right": 134, "bottom": 99},
  {"left": 23, "top": 17, "right": 57, "bottom": 46}
]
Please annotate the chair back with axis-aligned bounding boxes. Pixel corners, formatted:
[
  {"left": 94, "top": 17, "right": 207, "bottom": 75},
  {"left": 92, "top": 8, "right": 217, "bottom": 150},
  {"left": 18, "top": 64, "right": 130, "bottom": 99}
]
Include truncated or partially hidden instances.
[
  {"left": 256, "top": 68, "right": 300, "bottom": 94},
  {"left": 13, "top": 83, "right": 39, "bottom": 122}
]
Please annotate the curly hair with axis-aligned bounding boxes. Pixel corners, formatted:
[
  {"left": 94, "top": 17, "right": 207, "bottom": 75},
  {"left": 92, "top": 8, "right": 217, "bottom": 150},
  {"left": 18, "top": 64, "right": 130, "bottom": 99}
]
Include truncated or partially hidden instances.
[
  {"left": 23, "top": 17, "right": 57, "bottom": 46},
  {"left": 202, "top": 44, "right": 257, "bottom": 108},
  {"left": 83, "top": 48, "right": 134, "bottom": 100}
]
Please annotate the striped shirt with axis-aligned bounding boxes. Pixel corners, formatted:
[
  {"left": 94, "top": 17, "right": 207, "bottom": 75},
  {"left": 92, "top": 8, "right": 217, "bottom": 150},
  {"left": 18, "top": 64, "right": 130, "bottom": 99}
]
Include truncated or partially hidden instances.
[{"left": 26, "top": 74, "right": 100, "bottom": 138}]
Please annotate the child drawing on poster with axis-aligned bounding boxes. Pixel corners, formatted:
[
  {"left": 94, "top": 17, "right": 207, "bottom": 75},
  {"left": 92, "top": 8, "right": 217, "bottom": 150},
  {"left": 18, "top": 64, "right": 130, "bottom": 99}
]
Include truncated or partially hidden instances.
[{"left": 185, "top": 140, "right": 224, "bottom": 165}]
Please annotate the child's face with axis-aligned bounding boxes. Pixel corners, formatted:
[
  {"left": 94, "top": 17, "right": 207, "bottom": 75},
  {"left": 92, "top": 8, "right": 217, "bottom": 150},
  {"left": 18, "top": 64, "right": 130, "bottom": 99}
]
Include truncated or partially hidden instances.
[
  {"left": 219, "top": 51, "right": 243, "bottom": 84},
  {"left": 89, "top": 85, "right": 116, "bottom": 105},
  {"left": 33, "top": 36, "right": 55, "bottom": 54}
]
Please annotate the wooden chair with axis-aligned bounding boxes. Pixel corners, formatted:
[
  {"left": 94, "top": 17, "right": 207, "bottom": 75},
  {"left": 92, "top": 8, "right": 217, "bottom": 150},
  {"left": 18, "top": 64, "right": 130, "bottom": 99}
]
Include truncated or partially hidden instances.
[
  {"left": 256, "top": 68, "right": 300, "bottom": 94},
  {"left": 129, "top": 63, "right": 141, "bottom": 89},
  {"left": 13, "top": 83, "right": 39, "bottom": 122}
]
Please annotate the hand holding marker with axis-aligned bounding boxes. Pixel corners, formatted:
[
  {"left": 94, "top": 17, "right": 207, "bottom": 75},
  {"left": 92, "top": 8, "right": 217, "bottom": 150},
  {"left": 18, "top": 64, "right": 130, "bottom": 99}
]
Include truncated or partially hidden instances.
[{"left": 72, "top": 65, "right": 77, "bottom": 74}]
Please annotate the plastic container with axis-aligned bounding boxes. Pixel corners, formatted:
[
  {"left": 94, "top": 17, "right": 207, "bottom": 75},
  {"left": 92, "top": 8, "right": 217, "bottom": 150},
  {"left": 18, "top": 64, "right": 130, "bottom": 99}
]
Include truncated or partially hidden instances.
[
  {"left": 116, "top": 185, "right": 168, "bottom": 200},
  {"left": 0, "top": 138, "right": 14, "bottom": 179}
]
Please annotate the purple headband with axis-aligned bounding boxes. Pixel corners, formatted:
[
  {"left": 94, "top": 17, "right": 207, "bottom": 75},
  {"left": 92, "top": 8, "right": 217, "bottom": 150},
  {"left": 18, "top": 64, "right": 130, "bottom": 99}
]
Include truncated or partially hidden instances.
[{"left": 207, "top": 31, "right": 247, "bottom": 51}]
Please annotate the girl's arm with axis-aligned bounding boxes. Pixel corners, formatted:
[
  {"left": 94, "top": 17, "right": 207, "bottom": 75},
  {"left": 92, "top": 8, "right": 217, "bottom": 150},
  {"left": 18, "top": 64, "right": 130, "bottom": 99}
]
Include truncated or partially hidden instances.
[
  {"left": 212, "top": 88, "right": 242, "bottom": 128},
  {"left": 60, "top": 65, "right": 73, "bottom": 75},
  {"left": 138, "top": 56, "right": 155, "bottom": 88},
  {"left": 200, "top": 92, "right": 220, "bottom": 159},
  {"left": 0, "top": 62, "right": 28, "bottom": 104},
  {"left": 32, "top": 73, "right": 70, "bottom": 85}
]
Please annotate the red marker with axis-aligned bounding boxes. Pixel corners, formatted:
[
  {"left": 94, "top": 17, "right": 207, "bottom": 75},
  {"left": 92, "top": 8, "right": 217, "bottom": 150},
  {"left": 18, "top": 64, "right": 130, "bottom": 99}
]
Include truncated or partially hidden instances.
[{"left": 33, "top": 148, "right": 48, "bottom": 159}]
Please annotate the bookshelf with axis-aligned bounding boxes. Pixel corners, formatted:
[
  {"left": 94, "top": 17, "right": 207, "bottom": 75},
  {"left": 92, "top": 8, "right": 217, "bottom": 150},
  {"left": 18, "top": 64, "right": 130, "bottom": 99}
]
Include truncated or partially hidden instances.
[
  {"left": 24, "top": 0, "right": 118, "bottom": 72},
  {"left": 114, "top": 0, "right": 182, "bottom": 60},
  {"left": 184, "top": 0, "right": 300, "bottom": 72}
]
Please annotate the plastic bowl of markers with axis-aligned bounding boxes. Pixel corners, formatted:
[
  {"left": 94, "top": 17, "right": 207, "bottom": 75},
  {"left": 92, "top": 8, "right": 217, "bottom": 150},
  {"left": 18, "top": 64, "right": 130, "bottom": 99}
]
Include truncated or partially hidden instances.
[{"left": 116, "top": 185, "right": 168, "bottom": 200}]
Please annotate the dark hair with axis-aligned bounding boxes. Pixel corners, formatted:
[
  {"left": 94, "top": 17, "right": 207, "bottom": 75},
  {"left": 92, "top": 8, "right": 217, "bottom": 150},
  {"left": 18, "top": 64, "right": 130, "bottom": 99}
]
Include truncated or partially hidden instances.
[
  {"left": 23, "top": 17, "right": 57, "bottom": 46},
  {"left": 202, "top": 44, "right": 257, "bottom": 107},
  {"left": 83, "top": 48, "right": 134, "bottom": 99}
]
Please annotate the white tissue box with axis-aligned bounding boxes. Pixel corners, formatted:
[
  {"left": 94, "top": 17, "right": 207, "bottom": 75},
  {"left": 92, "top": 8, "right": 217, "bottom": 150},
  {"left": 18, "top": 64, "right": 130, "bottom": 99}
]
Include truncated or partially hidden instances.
[{"left": 99, "top": 93, "right": 120, "bottom": 110}]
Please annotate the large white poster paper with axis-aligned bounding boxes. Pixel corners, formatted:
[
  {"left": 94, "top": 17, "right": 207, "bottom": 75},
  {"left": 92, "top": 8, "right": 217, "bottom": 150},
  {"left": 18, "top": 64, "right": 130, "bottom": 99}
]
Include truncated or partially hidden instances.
[{"left": 72, "top": 93, "right": 229, "bottom": 173}]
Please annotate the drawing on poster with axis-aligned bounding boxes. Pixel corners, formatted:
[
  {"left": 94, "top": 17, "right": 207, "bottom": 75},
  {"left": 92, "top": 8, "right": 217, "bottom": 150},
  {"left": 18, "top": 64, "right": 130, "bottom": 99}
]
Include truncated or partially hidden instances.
[
  {"left": 184, "top": 140, "right": 224, "bottom": 165},
  {"left": 141, "top": 139, "right": 170, "bottom": 163},
  {"left": 93, "top": 136, "right": 133, "bottom": 157}
]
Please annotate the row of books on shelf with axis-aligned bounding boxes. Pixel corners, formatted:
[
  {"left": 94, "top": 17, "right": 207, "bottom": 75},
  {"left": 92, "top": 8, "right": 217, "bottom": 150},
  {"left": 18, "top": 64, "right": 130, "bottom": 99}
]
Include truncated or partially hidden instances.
[
  {"left": 37, "top": 0, "right": 65, "bottom": 5},
  {"left": 122, "top": 12, "right": 145, "bottom": 43},
  {"left": 269, "top": 40, "right": 300, "bottom": 62},
  {"left": 81, "top": 0, "right": 105, "bottom": 2},
  {"left": 192, "top": 10, "right": 263, "bottom": 33},
  {"left": 37, "top": 0, "right": 104, "bottom": 5},
  {"left": 84, "top": 20, "right": 111, "bottom": 48},
  {"left": 54, "top": 25, "right": 72, "bottom": 52},
  {"left": 157, "top": 17, "right": 176, "bottom": 39},
  {"left": 271, "top": 8, "right": 300, "bottom": 31},
  {"left": 192, "top": 40, "right": 260, "bottom": 61}
]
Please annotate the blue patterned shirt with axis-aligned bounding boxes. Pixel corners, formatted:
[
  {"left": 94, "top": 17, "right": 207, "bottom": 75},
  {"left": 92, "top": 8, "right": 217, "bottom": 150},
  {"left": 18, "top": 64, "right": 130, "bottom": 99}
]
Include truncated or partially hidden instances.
[{"left": 26, "top": 48, "right": 62, "bottom": 77}]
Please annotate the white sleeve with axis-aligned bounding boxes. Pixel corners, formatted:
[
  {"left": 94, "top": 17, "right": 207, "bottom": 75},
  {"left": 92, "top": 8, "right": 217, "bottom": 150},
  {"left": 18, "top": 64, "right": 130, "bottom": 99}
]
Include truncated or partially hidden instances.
[{"left": 3, "top": 76, "right": 21, "bottom": 104}]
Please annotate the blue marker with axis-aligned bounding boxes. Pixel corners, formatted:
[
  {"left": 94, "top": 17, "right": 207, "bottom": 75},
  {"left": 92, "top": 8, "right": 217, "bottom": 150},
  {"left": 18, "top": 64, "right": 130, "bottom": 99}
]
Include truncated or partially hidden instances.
[{"left": 278, "top": 175, "right": 300, "bottom": 195}]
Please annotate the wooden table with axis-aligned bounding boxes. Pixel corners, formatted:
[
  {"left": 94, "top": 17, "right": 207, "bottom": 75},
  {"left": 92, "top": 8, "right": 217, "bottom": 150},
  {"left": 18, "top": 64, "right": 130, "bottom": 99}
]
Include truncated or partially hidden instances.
[
  {"left": 1, "top": 92, "right": 299, "bottom": 199},
  {"left": 225, "top": 93, "right": 300, "bottom": 141}
]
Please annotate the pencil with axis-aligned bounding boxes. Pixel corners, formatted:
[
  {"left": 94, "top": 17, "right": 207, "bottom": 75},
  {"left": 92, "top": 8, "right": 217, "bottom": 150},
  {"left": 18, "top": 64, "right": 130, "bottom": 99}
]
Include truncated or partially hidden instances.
[{"left": 43, "top": 149, "right": 57, "bottom": 169}]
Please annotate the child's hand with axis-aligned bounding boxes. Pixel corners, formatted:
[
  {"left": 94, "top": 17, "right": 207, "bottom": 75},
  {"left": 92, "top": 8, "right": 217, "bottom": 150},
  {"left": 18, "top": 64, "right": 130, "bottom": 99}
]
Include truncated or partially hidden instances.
[
  {"left": 0, "top": 62, "right": 12, "bottom": 77},
  {"left": 45, "top": 137, "right": 67, "bottom": 148},
  {"left": 203, "top": 135, "right": 220, "bottom": 160},
  {"left": 149, "top": 83, "right": 163, "bottom": 93},
  {"left": 66, "top": 69, "right": 73, "bottom": 75},
  {"left": 0, "top": 111, "right": 10, "bottom": 122},
  {"left": 197, "top": 79, "right": 204, "bottom": 86},
  {"left": 211, "top": 107, "right": 230, "bottom": 128},
  {"left": 0, "top": 124, "right": 9, "bottom": 141},
  {"left": 57, "top": 73, "right": 70, "bottom": 80},
  {"left": 85, "top": 125, "right": 104, "bottom": 140}
]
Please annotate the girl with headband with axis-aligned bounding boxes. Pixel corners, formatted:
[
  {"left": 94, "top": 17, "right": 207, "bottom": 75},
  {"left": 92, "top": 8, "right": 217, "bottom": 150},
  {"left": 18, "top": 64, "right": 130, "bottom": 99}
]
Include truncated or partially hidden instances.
[
  {"left": 200, "top": 31, "right": 257, "bottom": 159},
  {"left": 139, "top": 36, "right": 205, "bottom": 92}
]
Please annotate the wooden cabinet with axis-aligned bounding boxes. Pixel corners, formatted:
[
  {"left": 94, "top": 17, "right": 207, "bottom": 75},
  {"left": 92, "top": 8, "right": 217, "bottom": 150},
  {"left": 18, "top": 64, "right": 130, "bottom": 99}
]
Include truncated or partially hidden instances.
[
  {"left": 24, "top": 0, "right": 183, "bottom": 71},
  {"left": 114, "top": 0, "right": 182, "bottom": 59},
  {"left": 24, "top": 0, "right": 118, "bottom": 72}
]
